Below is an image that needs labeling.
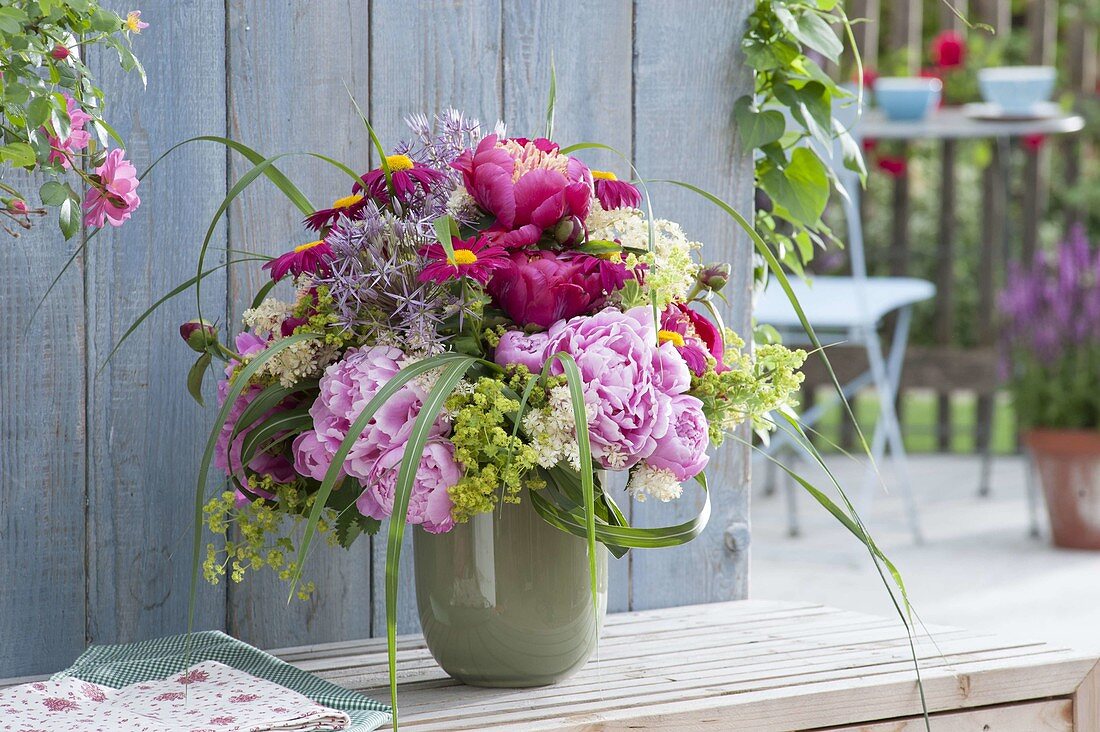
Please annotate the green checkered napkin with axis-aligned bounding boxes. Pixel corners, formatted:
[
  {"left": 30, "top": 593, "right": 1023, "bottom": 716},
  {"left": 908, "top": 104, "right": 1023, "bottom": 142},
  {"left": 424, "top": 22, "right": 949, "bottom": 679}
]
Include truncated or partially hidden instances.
[{"left": 52, "top": 630, "right": 390, "bottom": 732}]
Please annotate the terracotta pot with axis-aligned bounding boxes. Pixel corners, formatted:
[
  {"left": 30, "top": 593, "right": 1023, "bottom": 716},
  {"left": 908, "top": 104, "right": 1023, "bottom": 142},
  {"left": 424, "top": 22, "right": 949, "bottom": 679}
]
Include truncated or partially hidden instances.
[{"left": 1025, "top": 429, "right": 1100, "bottom": 549}]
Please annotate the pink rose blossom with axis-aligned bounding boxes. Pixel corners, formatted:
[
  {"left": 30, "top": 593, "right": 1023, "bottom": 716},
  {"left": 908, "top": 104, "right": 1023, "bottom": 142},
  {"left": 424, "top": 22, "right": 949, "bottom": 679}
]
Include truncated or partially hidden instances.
[
  {"left": 47, "top": 94, "right": 91, "bottom": 169},
  {"left": 494, "top": 329, "right": 549, "bottom": 372},
  {"left": 83, "top": 148, "right": 141, "bottom": 227},
  {"left": 646, "top": 394, "right": 710, "bottom": 482}
]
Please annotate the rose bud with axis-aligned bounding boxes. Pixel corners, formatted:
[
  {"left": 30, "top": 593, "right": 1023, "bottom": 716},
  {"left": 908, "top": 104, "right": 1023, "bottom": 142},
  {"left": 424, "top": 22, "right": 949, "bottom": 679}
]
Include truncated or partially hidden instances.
[
  {"left": 698, "top": 262, "right": 730, "bottom": 292},
  {"left": 8, "top": 199, "right": 27, "bottom": 214},
  {"left": 179, "top": 319, "right": 219, "bottom": 352},
  {"left": 51, "top": 45, "right": 71, "bottom": 60},
  {"left": 553, "top": 215, "right": 584, "bottom": 247}
]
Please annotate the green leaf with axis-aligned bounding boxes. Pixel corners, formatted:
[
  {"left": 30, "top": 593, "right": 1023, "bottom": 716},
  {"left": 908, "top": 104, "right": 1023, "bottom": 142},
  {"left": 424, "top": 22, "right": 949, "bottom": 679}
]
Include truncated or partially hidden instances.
[
  {"left": 432, "top": 215, "right": 457, "bottom": 263},
  {"left": 576, "top": 239, "right": 622, "bottom": 256},
  {"left": 58, "top": 196, "right": 79, "bottom": 240},
  {"left": 0, "top": 7, "right": 27, "bottom": 34},
  {"left": 39, "top": 180, "right": 69, "bottom": 206},
  {"left": 734, "top": 97, "right": 785, "bottom": 150},
  {"left": 187, "top": 352, "right": 213, "bottom": 406},
  {"left": 760, "top": 148, "right": 829, "bottom": 228},
  {"left": 332, "top": 504, "right": 379, "bottom": 548},
  {"left": 237, "top": 407, "right": 314, "bottom": 469},
  {"left": 774, "top": 6, "right": 843, "bottom": 61},
  {"left": 26, "top": 95, "right": 52, "bottom": 129},
  {"left": 0, "top": 142, "right": 36, "bottom": 168}
]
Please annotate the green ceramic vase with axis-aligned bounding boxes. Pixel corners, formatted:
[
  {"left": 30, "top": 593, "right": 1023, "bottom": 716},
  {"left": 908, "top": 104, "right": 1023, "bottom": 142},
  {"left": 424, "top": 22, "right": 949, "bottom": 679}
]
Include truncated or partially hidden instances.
[{"left": 413, "top": 487, "right": 608, "bottom": 687}]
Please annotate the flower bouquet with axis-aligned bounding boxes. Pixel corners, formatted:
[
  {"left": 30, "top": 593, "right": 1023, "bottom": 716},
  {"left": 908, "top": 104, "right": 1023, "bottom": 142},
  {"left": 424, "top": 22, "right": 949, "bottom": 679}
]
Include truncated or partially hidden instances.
[
  {"left": 175, "top": 108, "right": 816, "bottom": 722},
  {"left": 1000, "top": 225, "right": 1100, "bottom": 548}
]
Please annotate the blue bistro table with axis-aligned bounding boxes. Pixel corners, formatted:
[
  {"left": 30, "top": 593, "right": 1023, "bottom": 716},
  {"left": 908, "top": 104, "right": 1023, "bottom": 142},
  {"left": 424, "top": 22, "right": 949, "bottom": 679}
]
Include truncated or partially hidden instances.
[{"left": 858, "top": 105, "right": 1084, "bottom": 520}]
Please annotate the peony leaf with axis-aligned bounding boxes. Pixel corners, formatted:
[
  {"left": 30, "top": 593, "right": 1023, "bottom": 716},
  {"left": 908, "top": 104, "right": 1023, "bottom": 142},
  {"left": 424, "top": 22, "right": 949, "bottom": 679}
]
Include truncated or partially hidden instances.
[{"left": 186, "top": 352, "right": 213, "bottom": 407}]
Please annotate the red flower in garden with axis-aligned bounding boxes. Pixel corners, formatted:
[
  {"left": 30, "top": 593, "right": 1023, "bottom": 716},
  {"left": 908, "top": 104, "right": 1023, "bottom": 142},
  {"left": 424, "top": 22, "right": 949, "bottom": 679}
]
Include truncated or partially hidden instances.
[
  {"left": 862, "top": 138, "right": 878, "bottom": 154},
  {"left": 304, "top": 192, "right": 368, "bottom": 230},
  {"left": 930, "top": 31, "right": 966, "bottom": 69},
  {"left": 419, "top": 234, "right": 510, "bottom": 285},
  {"left": 356, "top": 154, "right": 447, "bottom": 204},
  {"left": 1022, "top": 134, "right": 1046, "bottom": 152},
  {"left": 877, "top": 155, "right": 907, "bottom": 179},
  {"left": 592, "top": 170, "right": 642, "bottom": 210},
  {"left": 51, "top": 44, "right": 71, "bottom": 60},
  {"left": 262, "top": 239, "right": 334, "bottom": 281}
]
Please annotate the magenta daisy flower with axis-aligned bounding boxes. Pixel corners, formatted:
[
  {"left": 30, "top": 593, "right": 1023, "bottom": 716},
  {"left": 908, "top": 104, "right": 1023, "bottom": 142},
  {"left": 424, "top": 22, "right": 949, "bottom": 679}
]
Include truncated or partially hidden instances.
[
  {"left": 658, "top": 304, "right": 711, "bottom": 376},
  {"left": 592, "top": 170, "right": 642, "bottom": 210},
  {"left": 419, "top": 235, "right": 509, "bottom": 285},
  {"left": 262, "top": 239, "right": 333, "bottom": 281},
  {"left": 304, "top": 192, "right": 368, "bottom": 231},
  {"left": 356, "top": 154, "right": 447, "bottom": 204}
]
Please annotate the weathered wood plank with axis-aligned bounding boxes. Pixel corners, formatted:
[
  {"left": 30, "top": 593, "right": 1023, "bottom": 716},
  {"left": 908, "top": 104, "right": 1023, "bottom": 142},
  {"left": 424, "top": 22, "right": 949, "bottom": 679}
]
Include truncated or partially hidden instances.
[
  {"left": 889, "top": 0, "right": 923, "bottom": 75},
  {"left": 1074, "top": 661, "right": 1100, "bottom": 732},
  {"left": 84, "top": 0, "right": 227, "bottom": 650},
  {"left": 501, "top": 0, "right": 634, "bottom": 613},
  {"left": 822, "top": 699, "right": 1073, "bottom": 732},
  {"left": 368, "top": 0, "right": 502, "bottom": 636},
  {"left": 224, "top": 0, "right": 373, "bottom": 649},
  {"left": 0, "top": 171, "right": 87, "bottom": 676},
  {"left": 630, "top": 0, "right": 754, "bottom": 609},
  {"left": 1021, "top": 0, "right": 1059, "bottom": 262}
]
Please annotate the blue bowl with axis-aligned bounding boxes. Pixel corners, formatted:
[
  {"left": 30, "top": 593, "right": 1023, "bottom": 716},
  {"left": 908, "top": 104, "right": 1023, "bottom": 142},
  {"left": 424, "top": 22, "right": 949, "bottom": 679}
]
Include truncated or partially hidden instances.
[
  {"left": 874, "top": 77, "right": 942, "bottom": 121},
  {"left": 978, "top": 66, "right": 1055, "bottom": 115}
]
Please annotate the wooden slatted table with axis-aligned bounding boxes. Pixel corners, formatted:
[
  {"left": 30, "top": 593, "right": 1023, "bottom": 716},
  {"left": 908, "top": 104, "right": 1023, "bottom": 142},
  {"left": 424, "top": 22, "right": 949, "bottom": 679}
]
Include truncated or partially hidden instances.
[{"left": 274, "top": 600, "right": 1099, "bottom": 731}]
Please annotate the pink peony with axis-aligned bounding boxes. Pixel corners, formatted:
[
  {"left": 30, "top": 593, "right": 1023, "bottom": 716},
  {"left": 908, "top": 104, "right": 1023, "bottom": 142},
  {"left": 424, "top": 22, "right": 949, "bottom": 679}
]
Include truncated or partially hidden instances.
[
  {"left": 494, "top": 329, "right": 550, "bottom": 372},
  {"left": 487, "top": 250, "right": 618, "bottom": 328},
  {"left": 354, "top": 439, "right": 461, "bottom": 534},
  {"left": 542, "top": 307, "right": 691, "bottom": 469},
  {"left": 296, "top": 345, "right": 446, "bottom": 483},
  {"left": 47, "top": 94, "right": 91, "bottom": 169},
  {"left": 645, "top": 394, "right": 710, "bottom": 482},
  {"left": 452, "top": 134, "right": 592, "bottom": 248},
  {"left": 83, "top": 148, "right": 141, "bottom": 227},
  {"left": 215, "top": 333, "right": 296, "bottom": 500}
]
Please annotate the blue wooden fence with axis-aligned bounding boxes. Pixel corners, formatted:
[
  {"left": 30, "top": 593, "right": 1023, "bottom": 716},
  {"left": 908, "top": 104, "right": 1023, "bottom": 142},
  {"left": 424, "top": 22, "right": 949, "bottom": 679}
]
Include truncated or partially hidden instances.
[{"left": 0, "top": 0, "right": 754, "bottom": 677}]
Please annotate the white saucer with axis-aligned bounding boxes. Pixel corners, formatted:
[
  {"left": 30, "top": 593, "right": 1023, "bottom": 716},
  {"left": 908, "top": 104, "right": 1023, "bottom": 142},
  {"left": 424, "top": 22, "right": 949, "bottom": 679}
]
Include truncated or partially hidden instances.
[{"left": 963, "top": 101, "right": 1063, "bottom": 121}]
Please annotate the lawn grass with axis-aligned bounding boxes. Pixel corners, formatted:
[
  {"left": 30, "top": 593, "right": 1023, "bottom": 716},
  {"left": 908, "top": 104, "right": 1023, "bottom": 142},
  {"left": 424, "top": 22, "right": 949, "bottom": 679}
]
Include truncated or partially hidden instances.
[{"left": 806, "top": 388, "right": 1018, "bottom": 455}]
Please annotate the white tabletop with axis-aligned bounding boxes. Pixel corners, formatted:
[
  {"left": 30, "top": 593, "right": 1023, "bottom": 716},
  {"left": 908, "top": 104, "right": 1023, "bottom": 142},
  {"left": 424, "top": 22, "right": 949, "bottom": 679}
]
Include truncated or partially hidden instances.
[{"left": 860, "top": 106, "right": 1085, "bottom": 140}]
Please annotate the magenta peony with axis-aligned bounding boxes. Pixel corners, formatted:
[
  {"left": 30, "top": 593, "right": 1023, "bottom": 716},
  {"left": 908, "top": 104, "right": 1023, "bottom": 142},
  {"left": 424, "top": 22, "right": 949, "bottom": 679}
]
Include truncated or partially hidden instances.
[
  {"left": 354, "top": 439, "right": 461, "bottom": 534},
  {"left": 487, "top": 250, "right": 618, "bottom": 328},
  {"left": 83, "top": 148, "right": 141, "bottom": 227},
  {"left": 494, "top": 329, "right": 550, "bottom": 372},
  {"left": 542, "top": 307, "right": 691, "bottom": 470},
  {"left": 452, "top": 134, "right": 592, "bottom": 248},
  {"left": 645, "top": 394, "right": 710, "bottom": 482}
]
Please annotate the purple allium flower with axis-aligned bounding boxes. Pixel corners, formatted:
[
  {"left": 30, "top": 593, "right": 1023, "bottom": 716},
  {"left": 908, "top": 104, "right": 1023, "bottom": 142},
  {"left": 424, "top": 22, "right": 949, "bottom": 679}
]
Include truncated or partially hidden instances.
[{"left": 541, "top": 306, "right": 691, "bottom": 470}]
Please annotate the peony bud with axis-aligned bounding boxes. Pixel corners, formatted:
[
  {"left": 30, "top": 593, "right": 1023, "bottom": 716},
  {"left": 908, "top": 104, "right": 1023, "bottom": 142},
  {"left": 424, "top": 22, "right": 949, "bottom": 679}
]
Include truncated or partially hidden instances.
[
  {"left": 51, "top": 45, "right": 71, "bottom": 60},
  {"left": 553, "top": 215, "right": 584, "bottom": 247},
  {"left": 697, "top": 262, "right": 730, "bottom": 292},
  {"left": 179, "top": 319, "right": 219, "bottom": 352},
  {"left": 8, "top": 199, "right": 27, "bottom": 214}
]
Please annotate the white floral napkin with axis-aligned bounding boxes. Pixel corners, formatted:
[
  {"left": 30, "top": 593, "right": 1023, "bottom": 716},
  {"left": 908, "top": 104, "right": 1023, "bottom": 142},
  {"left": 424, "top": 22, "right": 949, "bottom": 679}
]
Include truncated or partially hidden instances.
[{"left": 0, "top": 660, "right": 350, "bottom": 732}]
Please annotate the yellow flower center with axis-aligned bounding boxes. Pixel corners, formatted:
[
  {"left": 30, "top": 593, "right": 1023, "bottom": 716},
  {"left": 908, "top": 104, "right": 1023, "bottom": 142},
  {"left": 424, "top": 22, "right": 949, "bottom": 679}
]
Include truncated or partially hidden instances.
[
  {"left": 294, "top": 240, "right": 324, "bottom": 253},
  {"left": 450, "top": 249, "right": 478, "bottom": 266},
  {"left": 591, "top": 170, "right": 618, "bottom": 181},
  {"left": 658, "top": 330, "right": 685, "bottom": 347},
  {"left": 125, "top": 12, "right": 144, "bottom": 32},
  {"left": 385, "top": 154, "right": 414, "bottom": 172},
  {"left": 332, "top": 193, "right": 363, "bottom": 209}
]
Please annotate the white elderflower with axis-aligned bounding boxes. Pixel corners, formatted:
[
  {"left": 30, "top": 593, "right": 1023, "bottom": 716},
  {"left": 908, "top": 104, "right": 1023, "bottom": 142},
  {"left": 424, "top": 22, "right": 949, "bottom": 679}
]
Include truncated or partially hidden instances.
[
  {"left": 627, "top": 463, "right": 684, "bottom": 503},
  {"left": 256, "top": 339, "right": 337, "bottom": 388},
  {"left": 242, "top": 297, "right": 294, "bottom": 337},
  {"left": 521, "top": 384, "right": 596, "bottom": 469}
]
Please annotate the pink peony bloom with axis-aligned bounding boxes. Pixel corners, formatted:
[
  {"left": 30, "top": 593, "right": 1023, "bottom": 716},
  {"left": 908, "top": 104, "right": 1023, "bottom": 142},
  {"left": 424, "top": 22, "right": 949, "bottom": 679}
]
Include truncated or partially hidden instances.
[
  {"left": 645, "top": 394, "right": 710, "bottom": 482},
  {"left": 452, "top": 134, "right": 592, "bottom": 248},
  {"left": 592, "top": 170, "right": 642, "bottom": 210},
  {"left": 83, "top": 148, "right": 141, "bottom": 227},
  {"left": 542, "top": 306, "right": 691, "bottom": 469},
  {"left": 487, "top": 250, "right": 620, "bottom": 328},
  {"left": 494, "top": 329, "right": 550, "bottom": 372},
  {"left": 47, "top": 94, "right": 92, "bottom": 169},
  {"left": 419, "top": 234, "right": 510, "bottom": 285},
  {"left": 354, "top": 439, "right": 461, "bottom": 534},
  {"left": 297, "top": 345, "right": 447, "bottom": 484}
]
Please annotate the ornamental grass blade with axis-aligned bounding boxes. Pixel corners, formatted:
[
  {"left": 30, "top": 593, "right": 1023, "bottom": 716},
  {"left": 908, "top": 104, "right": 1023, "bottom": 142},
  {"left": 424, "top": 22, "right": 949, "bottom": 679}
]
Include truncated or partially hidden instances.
[
  {"left": 188, "top": 332, "right": 322, "bottom": 640},
  {"left": 385, "top": 358, "right": 476, "bottom": 731},
  {"left": 544, "top": 54, "right": 557, "bottom": 139},
  {"left": 344, "top": 83, "right": 394, "bottom": 198},
  {"left": 238, "top": 407, "right": 314, "bottom": 470}
]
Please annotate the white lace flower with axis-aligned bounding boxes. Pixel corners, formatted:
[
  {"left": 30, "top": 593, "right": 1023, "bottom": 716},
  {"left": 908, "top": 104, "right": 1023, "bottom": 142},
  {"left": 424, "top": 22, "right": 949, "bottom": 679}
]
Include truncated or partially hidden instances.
[
  {"left": 242, "top": 297, "right": 294, "bottom": 337},
  {"left": 626, "top": 463, "right": 684, "bottom": 502}
]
